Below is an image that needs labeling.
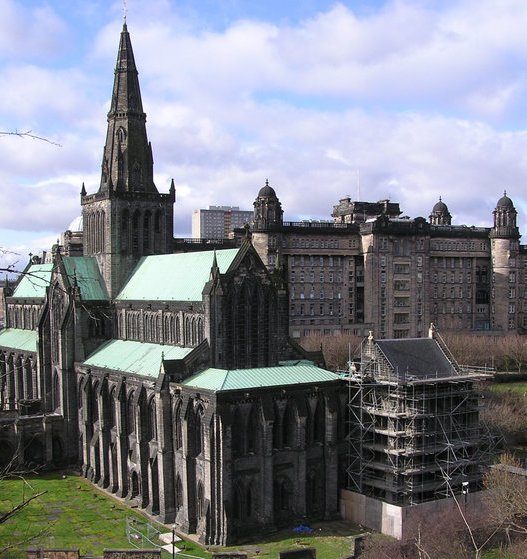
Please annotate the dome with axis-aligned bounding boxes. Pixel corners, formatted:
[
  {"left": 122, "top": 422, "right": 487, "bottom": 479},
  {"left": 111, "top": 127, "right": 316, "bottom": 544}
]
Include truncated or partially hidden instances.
[
  {"left": 67, "top": 215, "right": 84, "bottom": 232},
  {"left": 258, "top": 179, "right": 276, "bottom": 198},
  {"left": 497, "top": 191, "right": 514, "bottom": 209},
  {"left": 432, "top": 197, "right": 448, "bottom": 213}
]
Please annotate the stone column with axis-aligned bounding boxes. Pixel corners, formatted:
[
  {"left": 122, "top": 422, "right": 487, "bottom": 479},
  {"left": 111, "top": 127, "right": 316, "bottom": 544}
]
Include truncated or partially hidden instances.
[{"left": 155, "top": 383, "right": 175, "bottom": 523}]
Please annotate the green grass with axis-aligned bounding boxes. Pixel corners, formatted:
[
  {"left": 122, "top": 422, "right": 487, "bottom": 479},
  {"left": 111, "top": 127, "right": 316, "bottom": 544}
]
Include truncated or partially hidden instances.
[
  {"left": 0, "top": 473, "right": 359, "bottom": 559},
  {"left": 484, "top": 381, "right": 527, "bottom": 396},
  {"left": 212, "top": 521, "right": 361, "bottom": 559},
  {"left": 0, "top": 472, "right": 208, "bottom": 559}
]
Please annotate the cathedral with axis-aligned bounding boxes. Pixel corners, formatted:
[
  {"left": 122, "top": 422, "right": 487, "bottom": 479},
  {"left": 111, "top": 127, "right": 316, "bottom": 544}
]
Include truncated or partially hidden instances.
[
  {"left": 0, "top": 22, "right": 492, "bottom": 546},
  {"left": 0, "top": 23, "right": 346, "bottom": 545}
]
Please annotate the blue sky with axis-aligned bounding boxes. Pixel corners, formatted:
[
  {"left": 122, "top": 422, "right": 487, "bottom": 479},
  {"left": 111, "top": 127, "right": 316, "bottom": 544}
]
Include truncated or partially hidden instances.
[{"left": 2, "top": 0, "right": 527, "bottom": 271}]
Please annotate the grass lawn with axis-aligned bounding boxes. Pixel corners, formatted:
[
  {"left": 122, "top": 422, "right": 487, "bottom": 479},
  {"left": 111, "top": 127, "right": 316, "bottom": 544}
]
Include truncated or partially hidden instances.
[
  {"left": 211, "top": 521, "right": 360, "bottom": 559},
  {"left": 0, "top": 472, "right": 359, "bottom": 559},
  {"left": 483, "top": 380, "right": 527, "bottom": 397},
  {"left": 0, "top": 472, "right": 209, "bottom": 559}
]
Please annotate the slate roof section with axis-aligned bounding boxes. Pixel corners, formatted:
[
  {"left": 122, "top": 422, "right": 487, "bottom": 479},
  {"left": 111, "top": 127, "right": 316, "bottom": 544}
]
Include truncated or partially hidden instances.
[
  {"left": 12, "top": 263, "right": 53, "bottom": 298},
  {"left": 0, "top": 328, "right": 38, "bottom": 352},
  {"left": 83, "top": 339, "right": 194, "bottom": 377},
  {"left": 116, "top": 248, "right": 239, "bottom": 302},
  {"left": 375, "top": 338, "right": 457, "bottom": 379},
  {"left": 181, "top": 363, "right": 340, "bottom": 392},
  {"left": 63, "top": 257, "right": 109, "bottom": 301}
]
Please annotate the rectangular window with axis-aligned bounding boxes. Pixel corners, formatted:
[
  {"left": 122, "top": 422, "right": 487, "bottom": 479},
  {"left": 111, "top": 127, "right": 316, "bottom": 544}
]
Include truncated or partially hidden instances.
[{"left": 394, "top": 264, "right": 410, "bottom": 274}]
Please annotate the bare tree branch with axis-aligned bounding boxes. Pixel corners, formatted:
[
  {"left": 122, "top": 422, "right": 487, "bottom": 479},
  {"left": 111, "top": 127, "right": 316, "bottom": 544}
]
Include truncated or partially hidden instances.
[
  {"left": 0, "top": 490, "right": 47, "bottom": 524},
  {"left": 0, "top": 130, "right": 61, "bottom": 147}
]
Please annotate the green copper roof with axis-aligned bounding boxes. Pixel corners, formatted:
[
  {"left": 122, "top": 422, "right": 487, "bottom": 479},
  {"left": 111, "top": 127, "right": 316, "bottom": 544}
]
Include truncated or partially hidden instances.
[
  {"left": 63, "top": 257, "right": 108, "bottom": 301},
  {"left": 0, "top": 328, "right": 37, "bottom": 352},
  {"left": 83, "top": 339, "right": 193, "bottom": 377},
  {"left": 12, "top": 263, "right": 53, "bottom": 298},
  {"left": 181, "top": 363, "right": 340, "bottom": 392},
  {"left": 116, "top": 249, "right": 239, "bottom": 302}
]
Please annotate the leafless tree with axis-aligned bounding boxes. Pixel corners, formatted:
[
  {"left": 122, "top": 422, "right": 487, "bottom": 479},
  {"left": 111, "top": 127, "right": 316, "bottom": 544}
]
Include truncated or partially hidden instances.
[
  {"left": 484, "top": 453, "right": 527, "bottom": 547},
  {"left": 0, "top": 130, "right": 61, "bottom": 147}
]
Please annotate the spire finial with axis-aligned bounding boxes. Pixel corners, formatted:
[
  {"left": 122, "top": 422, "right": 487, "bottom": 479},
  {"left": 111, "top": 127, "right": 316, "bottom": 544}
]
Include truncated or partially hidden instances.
[
  {"left": 439, "top": 196, "right": 442, "bottom": 202},
  {"left": 504, "top": 189, "right": 507, "bottom": 196},
  {"left": 123, "top": 0, "right": 128, "bottom": 24},
  {"left": 265, "top": 178, "right": 269, "bottom": 187}
]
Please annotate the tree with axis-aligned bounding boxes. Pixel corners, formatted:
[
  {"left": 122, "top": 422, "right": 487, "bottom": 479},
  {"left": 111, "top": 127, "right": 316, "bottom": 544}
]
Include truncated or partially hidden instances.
[
  {"left": 484, "top": 453, "right": 527, "bottom": 547},
  {"left": 0, "top": 130, "right": 61, "bottom": 146}
]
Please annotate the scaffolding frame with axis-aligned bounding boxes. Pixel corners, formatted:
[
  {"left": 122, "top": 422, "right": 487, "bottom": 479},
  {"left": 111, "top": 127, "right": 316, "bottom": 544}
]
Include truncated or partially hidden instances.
[{"left": 346, "top": 334, "right": 495, "bottom": 506}]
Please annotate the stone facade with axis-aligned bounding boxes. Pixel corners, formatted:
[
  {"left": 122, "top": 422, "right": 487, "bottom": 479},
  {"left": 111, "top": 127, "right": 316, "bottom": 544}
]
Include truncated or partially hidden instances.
[
  {"left": 0, "top": 23, "right": 343, "bottom": 547},
  {"left": 249, "top": 189, "right": 526, "bottom": 339}
]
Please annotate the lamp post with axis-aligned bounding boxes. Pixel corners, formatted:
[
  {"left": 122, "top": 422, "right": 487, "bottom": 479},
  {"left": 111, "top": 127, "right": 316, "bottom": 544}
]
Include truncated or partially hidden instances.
[{"left": 172, "top": 524, "right": 176, "bottom": 559}]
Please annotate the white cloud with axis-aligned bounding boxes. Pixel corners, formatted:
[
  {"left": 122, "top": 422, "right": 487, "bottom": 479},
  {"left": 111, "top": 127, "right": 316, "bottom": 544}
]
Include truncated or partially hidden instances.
[
  {"left": 2, "top": 0, "right": 527, "bottom": 254},
  {"left": 0, "top": 0, "right": 69, "bottom": 61}
]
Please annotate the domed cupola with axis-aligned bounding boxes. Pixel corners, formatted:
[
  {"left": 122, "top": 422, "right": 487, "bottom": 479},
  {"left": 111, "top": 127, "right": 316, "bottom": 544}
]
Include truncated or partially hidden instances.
[
  {"left": 491, "top": 190, "right": 520, "bottom": 239},
  {"left": 497, "top": 192, "right": 514, "bottom": 209},
  {"left": 429, "top": 196, "right": 452, "bottom": 225},
  {"left": 253, "top": 179, "right": 283, "bottom": 230},
  {"left": 258, "top": 180, "right": 277, "bottom": 198}
]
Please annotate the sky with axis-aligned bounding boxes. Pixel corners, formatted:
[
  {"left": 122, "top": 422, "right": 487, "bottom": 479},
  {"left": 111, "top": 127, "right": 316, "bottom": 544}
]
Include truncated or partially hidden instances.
[{"left": 2, "top": 0, "right": 527, "bottom": 272}]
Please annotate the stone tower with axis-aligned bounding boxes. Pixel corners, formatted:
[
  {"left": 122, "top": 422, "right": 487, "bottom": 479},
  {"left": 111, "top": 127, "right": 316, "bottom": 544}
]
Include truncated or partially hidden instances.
[
  {"left": 81, "top": 23, "right": 175, "bottom": 298},
  {"left": 490, "top": 191, "right": 520, "bottom": 332},
  {"left": 251, "top": 180, "right": 284, "bottom": 269},
  {"left": 429, "top": 197, "right": 452, "bottom": 225},
  {"left": 253, "top": 180, "right": 283, "bottom": 230}
]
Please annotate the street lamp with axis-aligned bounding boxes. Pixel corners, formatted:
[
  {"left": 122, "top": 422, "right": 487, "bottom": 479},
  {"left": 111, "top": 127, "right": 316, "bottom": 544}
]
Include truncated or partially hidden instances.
[{"left": 172, "top": 524, "right": 176, "bottom": 559}]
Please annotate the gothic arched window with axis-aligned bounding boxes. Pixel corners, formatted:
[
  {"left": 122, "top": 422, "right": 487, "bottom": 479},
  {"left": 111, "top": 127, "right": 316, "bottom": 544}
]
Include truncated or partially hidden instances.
[
  {"left": 127, "top": 391, "right": 136, "bottom": 435},
  {"left": 247, "top": 405, "right": 258, "bottom": 454},
  {"left": 197, "top": 482, "right": 204, "bottom": 518},
  {"left": 175, "top": 475, "right": 183, "bottom": 510},
  {"left": 282, "top": 401, "right": 296, "bottom": 448},
  {"left": 174, "top": 401, "right": 183, "bottom": 450},
  {"left": 232, "top": 407, "right": 243, "bottom": 457},
  {"left": 147, "top": 397, "right": 157, "bottom": 441},
  {"left": 52, "top": 371, "right": 61, "bottom": 412}
]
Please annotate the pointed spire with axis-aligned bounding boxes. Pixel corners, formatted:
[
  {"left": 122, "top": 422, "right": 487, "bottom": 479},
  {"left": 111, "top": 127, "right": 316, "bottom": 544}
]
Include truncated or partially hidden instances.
[
  {"left": 210, "top": 250, "right": 220, "bottom": 282},
  {"left": 81, "top": 182, "right": 86, "bottom": 196},
  {"left": 169, "top": 178, "right": 176, "bottom": 202},
  {"left": 110, "top": 23, "right": 142, "bottom": 116},
  {"left": 98, "top": 23, "right": 157, "bottom": 195}
]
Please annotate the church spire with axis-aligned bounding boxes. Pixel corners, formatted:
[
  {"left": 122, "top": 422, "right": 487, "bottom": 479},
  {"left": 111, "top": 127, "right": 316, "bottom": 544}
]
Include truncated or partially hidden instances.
[{"left": 98, "top": 22, "right": 156, "bottom": 195}]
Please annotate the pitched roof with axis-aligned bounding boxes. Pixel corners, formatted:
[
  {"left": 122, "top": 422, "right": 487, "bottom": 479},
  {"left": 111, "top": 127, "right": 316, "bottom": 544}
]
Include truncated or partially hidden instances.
[
  {"left": 82, "top": 339, "right": 193, "bottom": 377},
  {"left": 375, "top": 338, "right": 456, "bottom": 379},
  {"left": 116, "top": 248, "right": 239, "bottom": 302},
  {"left": 181, "top": 362, "right": 340, "bottom": 393},
  {"left": 0, "top": 328, "right": 38, "bottom": 352},
  {"left": 63, "top": 257, "right": 108, "bottom": 301},
  {"left": 12, "top": 263, "right": 53, "bottom": 298}
]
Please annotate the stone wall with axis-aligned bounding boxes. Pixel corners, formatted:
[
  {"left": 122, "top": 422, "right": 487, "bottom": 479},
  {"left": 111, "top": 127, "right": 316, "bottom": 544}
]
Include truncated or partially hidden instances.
[{"left": 340, "top": 488, "right": 486, "bottom": 540}]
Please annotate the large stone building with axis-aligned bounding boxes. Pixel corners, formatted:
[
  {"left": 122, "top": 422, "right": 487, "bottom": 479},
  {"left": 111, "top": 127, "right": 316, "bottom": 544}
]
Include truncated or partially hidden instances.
[
  {"left": 0, "top": 23, "right": 345, "bottom": 546},
  {"left": 0, "top": 21, "right": 492, "bottom": 547},
  {"left": 250, "top": 185, "right": 525, "bottom": 340}
]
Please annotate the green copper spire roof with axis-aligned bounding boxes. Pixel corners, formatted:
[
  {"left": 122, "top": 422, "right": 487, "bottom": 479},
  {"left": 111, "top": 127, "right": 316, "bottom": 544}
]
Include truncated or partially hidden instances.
[
  {"left": 0, "top": 328, "right": 38, "bottom": 352},
  {"left": 83, "top": 339, "right": 193, "bottom": 378},
  {"left": 63, "top": 257, "right": 108, "bottom": 300},
  {"left": 12, "top": 263, "right": 53, "bottom": 298},
  {"left": 181, "top": 362, "right": 340, "bottom": 393},
  {"left": 116, "top": 248, "right": 239, "bottom": 302}
]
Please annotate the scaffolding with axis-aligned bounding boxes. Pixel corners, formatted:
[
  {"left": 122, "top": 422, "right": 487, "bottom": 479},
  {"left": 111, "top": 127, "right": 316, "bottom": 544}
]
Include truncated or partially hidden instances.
[{"left": 346, "top": 332, "right": 495, "bottom": 506}]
